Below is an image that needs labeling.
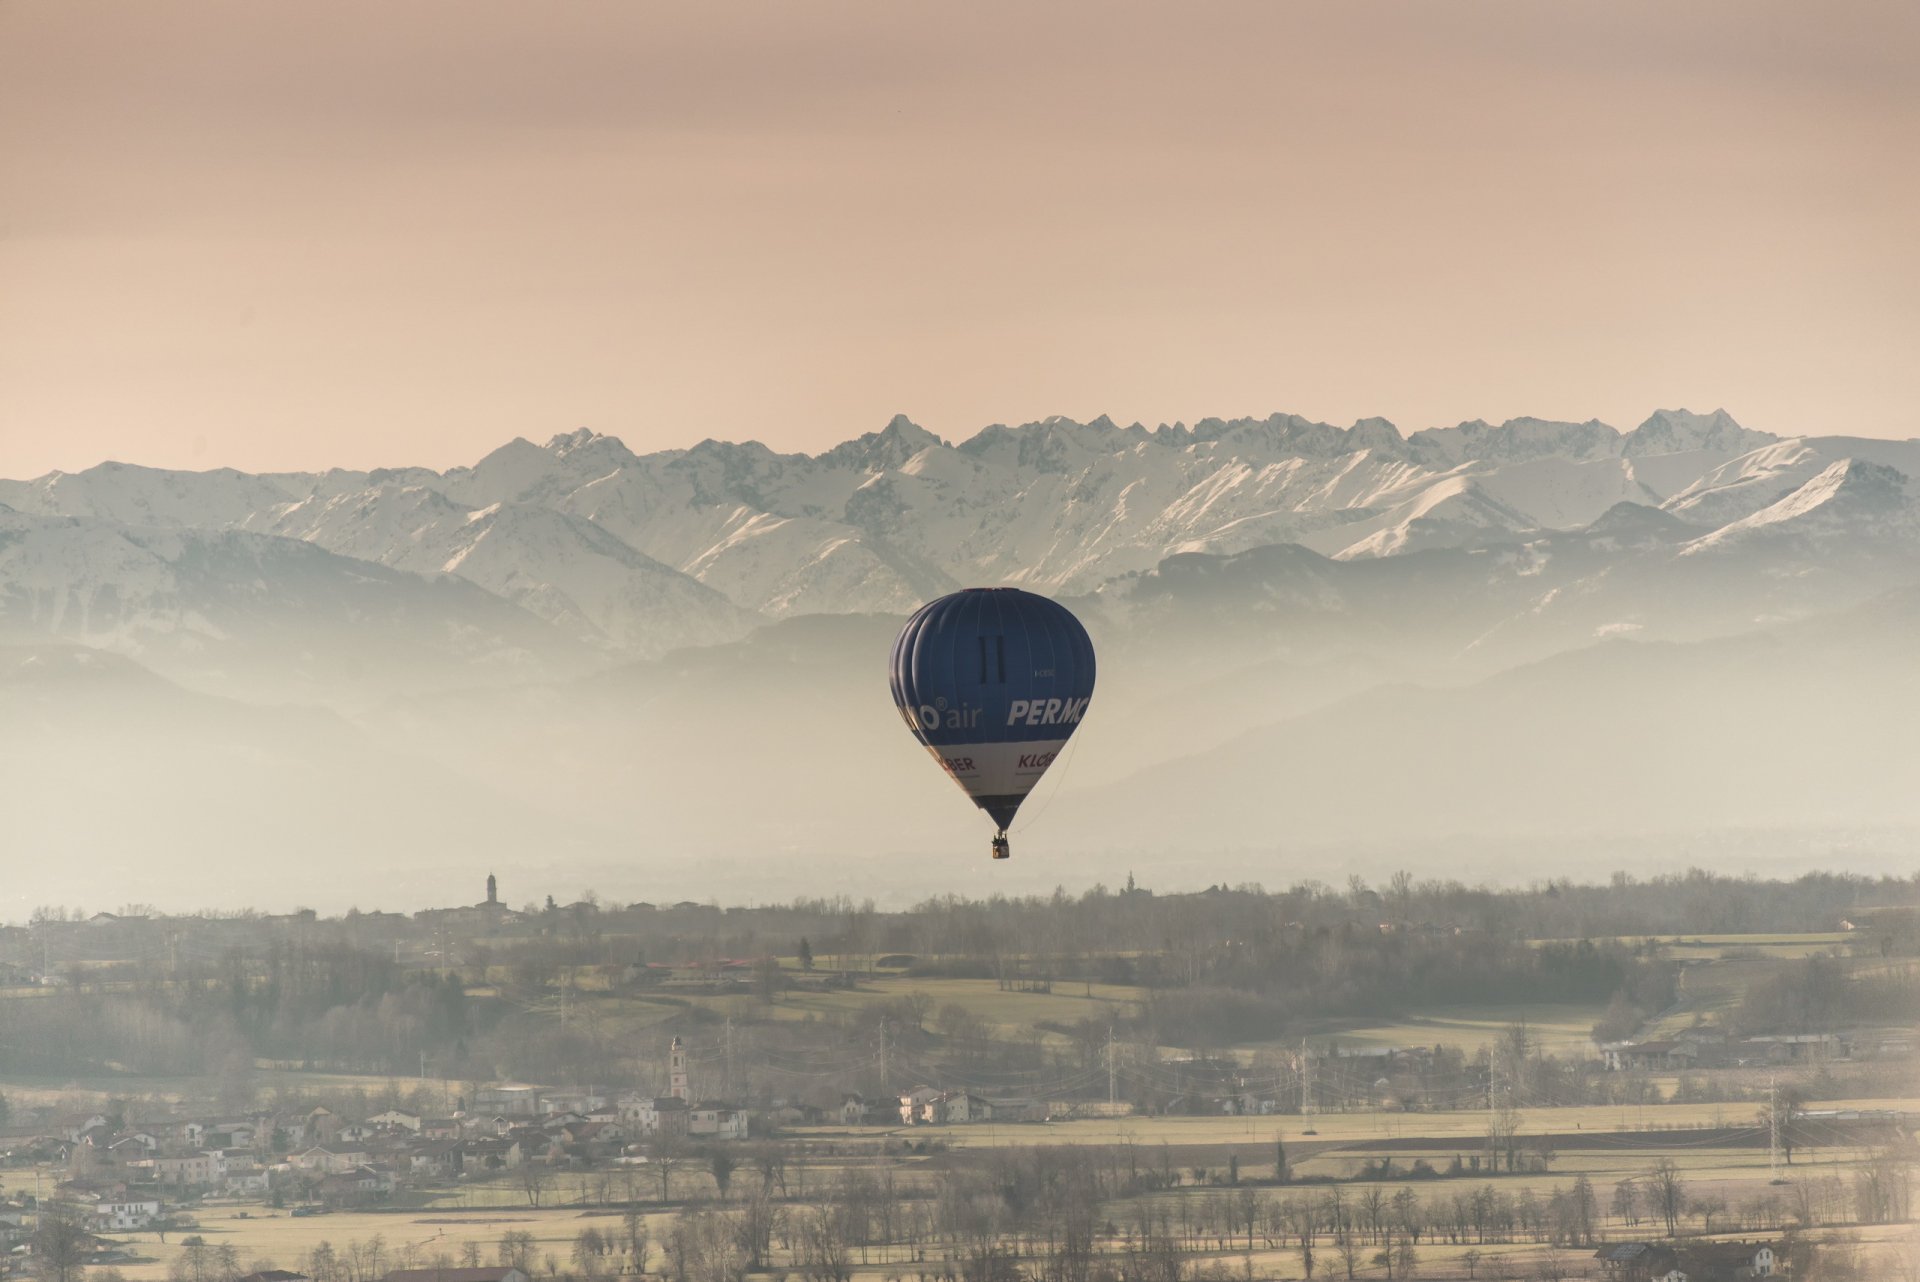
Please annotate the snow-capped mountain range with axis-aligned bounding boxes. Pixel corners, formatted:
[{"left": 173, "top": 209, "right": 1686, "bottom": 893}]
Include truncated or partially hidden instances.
[
  {"left": 5, "top": 405, "right": 1920, "bottom": 905},
  {"left": 2, "top": 406, "right": 1918, "bottom": 694}
]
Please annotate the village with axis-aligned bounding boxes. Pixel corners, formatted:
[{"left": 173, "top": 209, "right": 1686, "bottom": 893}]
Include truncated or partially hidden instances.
[{"left": 0, "top": 879, "right": 1912, "bottom": 1280}]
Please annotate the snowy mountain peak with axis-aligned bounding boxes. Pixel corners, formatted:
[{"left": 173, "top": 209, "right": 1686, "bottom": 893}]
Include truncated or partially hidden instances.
[
  {"left": 957, "top": 415, "right": 1138, "bottom": 471},
  {"left": 1347, "top": 417, "right": 1406, "bottom": 451},
  {"left": 1683, "top": 458, "right": 1918, "bottom": 553},
  {"left": 1763, "top": 457, "right": 1908, "bottom": 513},
  {"left": 1626, "top": 407, "right": 1774, "bottom": 456},
  {"left": 1406, "top": 416, "right": 1621, "bottom": 467},
  {"left": 9, "top": 407, "right": 1918, "bottom": 650},
  {"left": 548, "top": 427, "right": 604, "bottom": 452},
  {"left": 1582, "top": 501, "right": 1698, "bottom": 543},
  {"left": 821, "top": 415, "right": 944, "bottom": 470}
]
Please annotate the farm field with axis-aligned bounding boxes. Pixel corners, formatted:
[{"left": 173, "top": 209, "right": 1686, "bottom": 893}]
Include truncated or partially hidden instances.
[
  {"left": 877, "top": 1097, "right": 1920, "bottom": 1150},
  {"left": 83, "top": 1185, "right": 1917, "bottom": 1282},
  {"left": 1536, "top": 933, "right": 1855, "bottom": 958},
  {"left": 1275, "top": 1001, "right": 1610, "bottom": 1057},
  {"left": 89, "top": 1203, "right": 655, "bottom": 1282},
  {"left": 0, "top": 1071, "right": 473, "bottom": 1113},
  {"left": 678, "top": 975, "right": 1149, "bottom": 1032}
]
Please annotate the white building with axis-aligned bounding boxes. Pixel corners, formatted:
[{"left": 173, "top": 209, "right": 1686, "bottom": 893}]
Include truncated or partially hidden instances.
[
  {"left": 93, "top": 1196, "right": 163, "bottom": 1231},
  {"left": 689, "top": 1103, "right": 749, "bottom": 1140},
  {"left": 290, "top": 1146, "right": 370, "bottom": 1175},
  {"left": 148, "top": 1151, "right": 226, "bottom": 1189}
]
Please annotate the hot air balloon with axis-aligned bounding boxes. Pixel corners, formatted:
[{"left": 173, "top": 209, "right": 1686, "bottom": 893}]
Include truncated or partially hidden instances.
[{"left": 889, "top": 587, "right": 1096, "bottom": 859}]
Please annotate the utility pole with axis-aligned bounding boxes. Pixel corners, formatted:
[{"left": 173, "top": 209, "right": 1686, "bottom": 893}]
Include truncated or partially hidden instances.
[
  {"left": 1300, "top": 1042, "right": 1315, "bottom": 1117},
  {"left": 1107, "top": 1026, "right": 1117, "bottom": 1108},
  {"left": 1769, "top": 1074, "right": 1781, "bottom": 1181},
  {"left": 879, "top": 1019, "right": 890, "bottom": 1095},
  {"left": 1487, "top": 1055, "right": 1505, "bottom": 1171},
  {"left": 724, "top": 1016, "right": 734, "bottom": 1101}
]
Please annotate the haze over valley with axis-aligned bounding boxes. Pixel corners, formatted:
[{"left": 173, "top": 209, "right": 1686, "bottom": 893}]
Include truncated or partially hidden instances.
[{"left": 3, "top": 408, "right": 1918, "bottom": 914}]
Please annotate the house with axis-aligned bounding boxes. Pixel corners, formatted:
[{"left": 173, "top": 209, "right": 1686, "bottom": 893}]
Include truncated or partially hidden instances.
[
  {"left": 506, "top": 1127, "right": 554, "bottom": 1163},
  {"left": 838, "top": 1094, "right": 874, "bottom": 1126},
  {"left": 148, "top": 1152, "right": 225, "bottom": 1189},
  {"left": 688, "top": 1102, "right": 750, "bottom": 1140},
  {"left": 461, "top": 1138, "right": 524, "bottom": 1171},
  {"left": 618, "top": 1096, "right": 689, "bottom": 1137},
  {"left": 318, "top": 1165, "right": 395, "bottom": 1205},
  {"left": 237, "top": 1271, "right": 311, "bottom": 1282},
  {"left": 225, "top": 1168, "right": 272, "bottom": 1197},
  {"left": 405, "top": 1141, "right": 465, "bottom": 1178},
  {"left": 1676, "top": 1241, "right": 1779, "bottom": 1279},
  {"left": 1738, "top": 1033, "right": 1851, "bottom": 1064},
  {"left": 204, "top": 1122, "right": 257, "bottom": 1149},
  {"left": 897, "top": 1088, "right": 990, "bottom": 1125},
  {"left": 290, "top": 1146, "right": 370, "bottom": 1175},
  {"left": 90, "top": 1196, "right": 163, "bottom": 1232},
  {"left": 219, "top": 1151, "right": 270, "bottom": 1195},
  {"left": 1594, "top": 1243, "right": 1681, "bottom": 1281},
  {"left": 899, "top": 1087, "right": 943, "bottom": 1124},
  {"left": 473, "top": 1085, "right": 545, "bottom": 1117},
  {"left": 385, "top": 1270, "right": 529, "bottom": 1282},
  {"left": 983, "top": 1097, "right": 1048, "bottom": 1123},
  {"left": 939, "top": 1093, "right": 991, "bottom": 1124},
  {"left": 1601, "top": 1041, "right": 1698, "bottom": 1072},
  {"left": 541, "top": 1090, "right": 607, "bottom": 1116},
  {"left": 53, "top": 1114, "right": 110, "bottom": 1144},
  {"left": 106, "top": 1136, "right": 156, "bottom": 1163},
  {"left": 306, "top": 1107, "right": 341, "bottom": 1145}
]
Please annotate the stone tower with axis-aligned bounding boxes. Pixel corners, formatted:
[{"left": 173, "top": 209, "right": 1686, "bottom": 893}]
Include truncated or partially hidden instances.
[
  {"left": 669, "top": 1036, "right": 690, "bottom": 1101},
  {"left": 486, "top": 873, "right": 498, "bottom": 905}
]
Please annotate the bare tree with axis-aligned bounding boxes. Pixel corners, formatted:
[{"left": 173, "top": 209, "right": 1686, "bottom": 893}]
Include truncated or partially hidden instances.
[
  {"left": 623, "top": 1207, "right": 652, "bottom": 1274},
  {"left": 653, "top": 1137, "right": 688, "bottom": 1203},
  {"left": 36, "top": 1208, "right": 94, "bottom": 1282},
  {"left": 1647, "top": 1158, "right": 1688, "bottom": 1235},
  {"left": 519, "top": 1158, "right": 552, "bottom": 1208}
]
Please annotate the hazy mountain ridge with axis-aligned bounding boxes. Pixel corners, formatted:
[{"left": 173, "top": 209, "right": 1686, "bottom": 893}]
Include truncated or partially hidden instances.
[
  {"left": 248, "top": 483, "right": 758, "bottom": 655},
  {"left": 0, "top": 641, "right": 619, "bottom": 913},
  {"left": 3, "top": 406, "right": 1917, "bottom": 686},
  {"left": 0, "top": 507, "right": 597, "bottom": 702},
  {"left": 0, "top": 406, "right": 1858, "bottom": 642},
  {"left": 5, "top": 405, "right": 1920, "bottom": 695},
  {"left": 4, "top": 407, "right": 1920, "bottom": 907}
]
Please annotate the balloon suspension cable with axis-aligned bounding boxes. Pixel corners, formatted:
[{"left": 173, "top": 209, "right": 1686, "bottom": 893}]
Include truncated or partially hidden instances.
[
  {"left": 991, "top": 830, "right": 1011, "bottom": 861},
  {"left": 1012, "top": 725, "right": 1082, "bottom": 835}
]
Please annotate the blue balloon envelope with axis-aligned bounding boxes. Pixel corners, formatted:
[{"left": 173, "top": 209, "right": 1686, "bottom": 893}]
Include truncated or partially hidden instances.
[{"left": 889, "top": 588, "right": 1097, "bottom": 857}]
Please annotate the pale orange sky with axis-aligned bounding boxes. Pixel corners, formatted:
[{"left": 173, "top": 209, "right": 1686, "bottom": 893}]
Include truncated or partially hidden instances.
[{"left": 2, "top": 1, "right": 1915, "bottom": 477}]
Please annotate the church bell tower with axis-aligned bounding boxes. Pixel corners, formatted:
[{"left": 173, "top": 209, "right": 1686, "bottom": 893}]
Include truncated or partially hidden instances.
[{"left": 669, "top": 1036, "right": 690, "bottom": 1101}]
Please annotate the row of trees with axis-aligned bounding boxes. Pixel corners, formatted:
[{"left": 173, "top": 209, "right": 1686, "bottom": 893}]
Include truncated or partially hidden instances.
[
  {"left": 285, "top": 1171, "right": 1912, "bottom": 1282},
  {"left": 9, "top": 870, "right": 1913, "bottom": 1089}
]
